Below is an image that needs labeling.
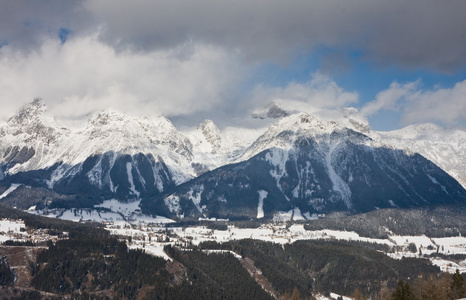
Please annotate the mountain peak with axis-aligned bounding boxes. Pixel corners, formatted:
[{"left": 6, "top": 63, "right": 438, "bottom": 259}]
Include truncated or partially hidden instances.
[
  {"left": 88, "top": 110, "right": 128, "bottom": 127},
  {"left": 8, "top": 98, "right": 47, "bottom": 126},
  {"left": 340, "top": 107, "right": 371, "bottom": 133},
  {"left": 3, "top": 98, "right": 64, "bottom": 143},
  {"left": 251, "top": 103, "right": 290, "bottom": 120},
  {"left": 197, "top": 119, "right": 221, "bottom": 153},
  {"left": 197, "top": 119, "right": 220, "bottom": 133},
  {"left": 273, "top": 112, "right": 340, "bottom": 134},
  {"left": 240, "top": 112, "right": 342, "bottom": 161}
]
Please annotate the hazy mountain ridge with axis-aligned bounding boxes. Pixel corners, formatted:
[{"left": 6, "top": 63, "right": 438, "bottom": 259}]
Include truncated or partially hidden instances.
[{"left": 0, "top": 100, "right": 465, "bottom": 219}]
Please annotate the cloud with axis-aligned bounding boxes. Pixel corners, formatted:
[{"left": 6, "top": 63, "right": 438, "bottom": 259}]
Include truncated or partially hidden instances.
[
  {"left": 83, "top": 0, "right": 466, "bottom": 71},
  {"left": 2, "top": 1, "right": 465, "bottom": 130},
  {"left": 0, "top": 34, "right": 244, "bottom": 121},
  {"left": 361, "top": 81, "right": 419, "bottom": 117},
  {"left": 0, "top": 0, "right": 93, "bottom": 50},
  {"left": 251, "top": 73, "right": 359, "bottom": 112},
  {"left": 401, "top": 81, "right": 466, "bottom": 126},
  {"left": 362, "top": 80, "right": 466, "bottom": 127},
  {"left": 3, "top": 1, "right": 466, "bottom": 71}
]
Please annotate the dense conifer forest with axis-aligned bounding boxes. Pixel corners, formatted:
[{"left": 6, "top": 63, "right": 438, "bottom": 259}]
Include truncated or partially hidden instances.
[
  {"left": 199, "top": 239, "right": 446, "bottom": 298},
  {"left": 304, "top": 205, "right": 466, "bottom": 238}
]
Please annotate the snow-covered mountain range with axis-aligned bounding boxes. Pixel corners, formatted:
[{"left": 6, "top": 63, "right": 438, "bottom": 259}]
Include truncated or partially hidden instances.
[{"left": 0, "top": 99, "right": 465, "bottom": 220}]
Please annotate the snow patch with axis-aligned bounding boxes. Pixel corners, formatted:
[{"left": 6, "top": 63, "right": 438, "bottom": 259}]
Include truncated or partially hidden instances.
[
  {"left": 0, "top": 219, "right": 25, "bottom": 233},
  {"left": 431, "top": 258, "right": 466, "bottom": 274},
  {"left": 188, "top": 185, "right": 205, "bottom": 214},
  {"left": 34, "top": 198, "right": 174, "bottom": 225},
  {"left": 326, "top": 142, "right": 352, "bottom": 208},
  {"left": 330, "top": 293, "right": 352, "bottom": 300},
  {"left": 303, "top": 212, "right": 319, "bottom": 220},
  {"left": 152, "top": 159, "right": 167, "bottom": 192},
  {"left": 432, "top": 236, "right": 466, "bottom": 255},
  {"left": 130, "top": 243, "right": 173, "bottom": 261},
  {"left": 427, "top": 174, "right": 448, "bottom": 194},
  {"left": 265, "top": 149, "right": 289, "bottom": 196},
  {"left": 0, "top": 184, "right": 22, "bottom": 199},
  {"left": 202, "top": 249, "right": 242, "bottom": 259},
  {"left": 164, "top": 194, "right": 181, "bottom": 215},
  {"left": 257, "top": 190, "right": 268, "bottom": 218},
  {"left": 292, "top": 207, "right": 305, "bottom": 221},
  {"left": 273, "top": 210, "right": 293, "bottom": 222},
  {"left": 96, "top": 199, "right": 141, "bottom": 214},
  {"left": 87, "top": 157, "right": 103, "bottom": 188},
  {"left": 126, "top": 162, "right": 140, "bottom": 197},
  {"left": 388, "top": 200, "right": 398, "bottom": 207}
]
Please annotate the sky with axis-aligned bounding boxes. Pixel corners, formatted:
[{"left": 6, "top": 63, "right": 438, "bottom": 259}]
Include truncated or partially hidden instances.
[{"left": 1, "top": 0, "right": 466, "bottom": 131}]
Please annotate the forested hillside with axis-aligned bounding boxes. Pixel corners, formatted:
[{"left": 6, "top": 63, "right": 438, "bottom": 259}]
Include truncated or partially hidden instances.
[
  {"left": 0, "top": 204, "right": 464, "bottom": 299},
  {"left": 200, "top": 239, "right": 444, "bottom": 298},
  {"left": 304, "top": 204, "right": 466, "bottom": 238}
]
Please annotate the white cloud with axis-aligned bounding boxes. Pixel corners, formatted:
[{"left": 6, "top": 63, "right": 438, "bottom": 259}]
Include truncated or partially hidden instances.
[
  {"left": 0, "top": 34, "right": 243, "bottom": 121},
  {"left": 362, "top": 80, "right": 466, "bottom": 127},
  {"left": 401, "top": 80, "right": 466, "bottom": 126},
  {"left": 361, "top": 81, "right": 419, "bottom": 117},
  {"left": 251, "top": 73, "right": 359, "bottom": 112}
]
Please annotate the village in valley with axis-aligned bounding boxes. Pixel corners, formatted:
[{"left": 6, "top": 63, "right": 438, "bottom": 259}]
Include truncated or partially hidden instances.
[{"left": 0, "top": 218, "right": 67, "bottom": 245}]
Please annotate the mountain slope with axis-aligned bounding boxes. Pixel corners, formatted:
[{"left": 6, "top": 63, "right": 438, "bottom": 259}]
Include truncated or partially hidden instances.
[
  {"left": 143, "top": 113, "right": 466, "bottom": 220},
  {"left": 0, "top": 100, "right": 195, "bottom": 204},
  {"left": 1, "top": 100, "right": 466, "bottom": 220},
  {"left": 376, "top": 123, "right": 466, "bottom": 189}
]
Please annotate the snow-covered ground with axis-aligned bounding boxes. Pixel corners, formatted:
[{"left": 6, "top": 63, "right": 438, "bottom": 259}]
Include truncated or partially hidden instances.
[
  {"left": 129, "top": 242, "right": 173, "bottom": 261},
  {"left": 0, "top": 219, "right": 25, "bottom": 242},
  {"left": 0, "top": 219, "right": 24, "bottom": 232},
  {"left": 30, "top": 202, "right": 466, "bottom": 276},
  {"left": 17, "top": 203, "right": 466, "bottom": 300},
  {"left": 103, "top": 221, "right": 466, "bottom": 275},
  {"left": 0, "top": 184, "right": 22, "bottom": 199},
  {"left": 34, "top": 199, "right": 174, "bottom": 225},
  {"left": 430, "top": 258, "right": 466, "bottom": 274}
]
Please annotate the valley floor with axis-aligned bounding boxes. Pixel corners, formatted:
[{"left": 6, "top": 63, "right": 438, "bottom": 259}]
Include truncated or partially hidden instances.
[
  {"left": 29, "top": 201, "right": 466, "bottom": 275},
  {"left": 0, "top": 202, "right": 464, "bottom": 300}
]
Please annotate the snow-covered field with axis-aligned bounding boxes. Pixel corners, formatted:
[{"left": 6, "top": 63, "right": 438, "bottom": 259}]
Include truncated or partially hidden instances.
[
  {"left": 103, "top": 220, "right": 466, "bottom": 274},
  {"left": 17, "top": 202, "right": 466, "bottom": 300},
  {"left": 31, "top": 202, "right": 466, "bottom": 276},
  {"left": 34, "top": 199, "right": 174, "bottom": 224},
  {"left": 0, "top": 219, "right": 26, "bottom": 243}
]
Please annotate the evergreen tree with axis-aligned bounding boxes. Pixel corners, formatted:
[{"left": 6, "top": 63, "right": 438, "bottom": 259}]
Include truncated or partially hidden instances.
[
  {"left": 450, "top": 269, "right": 465, "bottom": 299},
  {"left": 391, "top": 280, "right": 416, "bottom": 300},
  {"left": 0, "top": 256, "right": 15, "bottom": 286}
]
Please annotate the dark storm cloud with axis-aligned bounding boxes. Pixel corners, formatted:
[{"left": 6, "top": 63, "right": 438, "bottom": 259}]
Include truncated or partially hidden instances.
[
  {"left": 0, "top": 0, "right": 95, "bottom": 50},
  {"left": 83, "top": 0, "right": 466, "bottom": 71},
  {"left": 2, "top": 0, "right": 465, "bottom": 71}
]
